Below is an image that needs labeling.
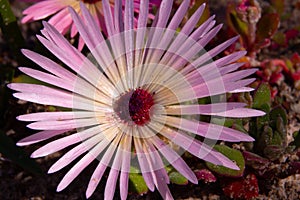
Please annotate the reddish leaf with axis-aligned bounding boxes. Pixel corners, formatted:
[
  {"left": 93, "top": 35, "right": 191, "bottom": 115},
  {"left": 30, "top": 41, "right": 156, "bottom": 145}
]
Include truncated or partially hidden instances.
[
  {"left": 256, "top": 13, "right": 280, "bottom": 42},
  {"left": 194, "top": 169, "right": 217, "bottom": 183},
  {"left": 222, "top": 174, "right": 259, "bottom": 199}
]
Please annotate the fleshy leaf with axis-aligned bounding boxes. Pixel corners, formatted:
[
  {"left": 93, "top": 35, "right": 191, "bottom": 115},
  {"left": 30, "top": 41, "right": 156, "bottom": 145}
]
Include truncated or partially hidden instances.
[
  {"left": 169, "top": 171, "right": 188, "bottom": 185},
  {"left": 128, "top": 166, "right": 148, "bottom": 195},
  {"left": 226, "top": 3, "right": 248, "bottom": 37},
  {"left": 206, "top": 145, "right": 245, "bottom": 177},
  {"left": 292, "top": 130, "right": 300, "bottom": 148},
  {"left": 252, "top": 83, "right": 271, "bottom": 109},
  {"left": 194, "top": 169, "right": 217, "bottom": 183},
  {"left": 222, "top": 174, "right": 259, "bottom": 199},
  {"left": 243, "top": 151, "right": 269, "bottom": 170},
  {"left": 256, "top": 13, "right": 280, "bottom": 42},
  {"left": 269, "top": 105, "right": 288, "bottom": 126}
]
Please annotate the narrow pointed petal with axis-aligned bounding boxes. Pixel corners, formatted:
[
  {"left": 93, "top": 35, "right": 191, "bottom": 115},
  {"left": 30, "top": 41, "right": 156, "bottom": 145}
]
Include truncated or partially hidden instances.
[
  {"left": 164, "top": 103, "right": 247, "bottom": 115},
  {"left": 134, "top": 137, "right": 155, "bottom": 191},
  {"left": 57, "top": 131, "right": 120, "bottom": 192},
  {"left": 86, "top": 133, "right": 122, "bottom": 197},
  {"left": 159, "top": 116, "right": 254, "bottom": 142},
  {"left": 151, "top": 136, "right": 198, "bottom": 183},
  {"left": 149, "top": 123, "right": 240, "bottom": 170},
  {"left": 17, "top": 111, "right": 97, "bottom": 122},
  {"left": 21, "top": 49, "right": 75, "bottom": 81},
  {"left": 33, "top": 125, "right": 110, "bottom": 158},
  {"left": 17, "top": 129, "right": 70, "bottom": 146},
  {"left": 212, "top": 108, "right": 265, "bottom": 118}
]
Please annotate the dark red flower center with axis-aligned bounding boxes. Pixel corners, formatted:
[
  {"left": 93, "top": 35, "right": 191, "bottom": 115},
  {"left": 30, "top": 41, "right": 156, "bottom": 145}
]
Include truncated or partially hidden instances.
[
  {"left": 113, "top": 88, "right": 154, "bottom": 126},
  {"left": 81, "top": 0, "right": 101, "bottom": 4}
]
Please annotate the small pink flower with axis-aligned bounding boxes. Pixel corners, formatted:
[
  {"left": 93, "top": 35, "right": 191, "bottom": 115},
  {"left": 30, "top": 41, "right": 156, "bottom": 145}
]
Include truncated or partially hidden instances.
[
  {"left": 21, "top": 0, "right": 161, "bottom": 49},
  {"left": 11, "top": 0, "right": 265, "bottom": 199}
]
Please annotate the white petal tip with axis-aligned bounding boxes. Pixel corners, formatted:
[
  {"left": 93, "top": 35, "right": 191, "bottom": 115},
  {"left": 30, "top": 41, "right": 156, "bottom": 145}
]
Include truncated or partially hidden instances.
[
  {"left": 30, "top": 152, "right": 39, "bottom": 158},
  {"left": 6, "top": 83, "right": 13, "bottom": 89},
  {"left": 229, "top": 87, "right": 255, "bottom": 93},
  {"left": 56, "top": 182, "right": 68, "bottom": 192},
  {"left": 48, "top": 167, "right": 56, "bottom": 174},
  {"left": 31, "top": 149, "right": 45, "bottom": 158},
  {"left": 230, "top": 164, "right": 240, "bottom": 171},
  {"left": 16, "top": 141, "right": 29, "bottom": 146},
  {"left": 86, "top": 189, "right": 94, "bottom": 199},
  {"left": 244, "top": 136, "right": 255, "bottom": 142},
  {"left": 190, "top": 176, "right": 198, "bottom": 184},
  {"left": 253, "top": 110, "right": 266, "bottom": 117},
  {"left": 148, "top": 185, "right": 155, "bottom": 192}
]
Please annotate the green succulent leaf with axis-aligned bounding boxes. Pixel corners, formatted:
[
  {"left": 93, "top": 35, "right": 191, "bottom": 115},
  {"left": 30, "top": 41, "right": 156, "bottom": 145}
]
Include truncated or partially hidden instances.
[
  {"left": 292, "top": 130, "right": 300, "bottom": 148},
  {"left": 269, "top": 105, "right": 288, "bottom": 126},
  {"left": 129, "top": 166, "right": 148, "bottom": 195},
  {"left": 206, "top": 145, "right": 245, "bottom": 177},
  {"left": 271, "top": 130, "right": 284, "bottom": 145},
  {"left": 227, "top": 3, "right": 249, "bottom": 37},
  {"left": 253, "top": 83, "right": 271, "bottom": 109},
  {"left": 169, "top": 171, "right": 188, "bottom": 185}
]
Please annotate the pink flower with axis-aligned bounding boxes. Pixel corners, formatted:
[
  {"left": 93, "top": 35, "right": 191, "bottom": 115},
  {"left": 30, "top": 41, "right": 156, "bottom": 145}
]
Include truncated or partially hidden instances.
[
  {"left": 10, "top": 0, "right": 265, "bottom": 199},
  {"left": 21, "top": 0, "right": 161, "bottom": 49}
]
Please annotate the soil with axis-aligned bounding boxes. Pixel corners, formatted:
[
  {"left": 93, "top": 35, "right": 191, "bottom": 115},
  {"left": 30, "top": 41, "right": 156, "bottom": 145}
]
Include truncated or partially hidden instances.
[{"left": 1, "top": 0, "right": 300, "bottom": 200}]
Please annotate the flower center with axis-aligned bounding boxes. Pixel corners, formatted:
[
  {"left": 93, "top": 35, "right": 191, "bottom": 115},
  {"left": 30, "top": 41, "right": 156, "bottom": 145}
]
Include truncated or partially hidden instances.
[
  {"left": 113, "top": 88, "right": 154, "bottom": 126},
  {"left": 81, "top": 0, "right": 101, "bottom": 4}
]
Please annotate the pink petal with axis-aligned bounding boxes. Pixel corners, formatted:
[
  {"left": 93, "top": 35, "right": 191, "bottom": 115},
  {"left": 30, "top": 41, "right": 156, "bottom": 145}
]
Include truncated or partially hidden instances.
[
  {"left": 22, "top": 0, "right": 65, "bottom": 23},
  {"left": 31, "top": 133, "right": 83, "bottom": 158},
  {"left": 134, "top": 137, "right": 155, "bottom": 191},
  {"left": 57, "top": 153, "right": 96, "bottom": 192},
  {"left": 212, "top": 108, "right": 265, "bottom": 118},
  {"left": 190, "top": 15, "right": 215, "bottom": 40},
  {"left": 27, "top": 118, "right": 101, "bottom": 130},
  {"left": 17, "top": 111, "right": 96, "bottom": 122},
  {"left": 149, "top": 123, "right": 239, "bottom": 170},
  {"left": 49, "top": 125, "right": 112, "bottom": 173},
  {"left": 9, "top": 84, "right": 109, "bottom": 111},
  {"left": 86, "top": 162, "right": 107, "bottom": 198},
  {"left": 120, "top": 135, "right": 132, "bottom": 200},
  {"left": 17, "top": 129, "right": 71, "bottom": 146},
  {"left": 18, "top": 67, "right": 112, "bottom": 104},
  {"left": 105, "top": 158, "right": 121, "bottom": 200},
  {"left": 229, "top": 87, "right": 255, "bottom": 93},
  {"left": 159, "top": 116, "right": 254, "bottom": 142},
  {"left": 86, "top": 132, "right": 122, "bottom": 197},
  {"left": 21, "top": 49, "right": 76, "bottom": 81},
  {"left": 48, "top": 8, "right": 72, "bottom": 34},
  {"left": 57, "top": 130, "right": 120, "bottom": 192},
  {"left": 164, "top": 102, "right": 247, "bottom": 115},
  {"left": 153, "top": 169, "right": 174, "bottom": 200},
  {"left": 102, "top": 0, "right": 116, "bottom": 36},
  {"left": 151, "top": 135, "right": 198, "bottom": 184},
  {"left": 198, "top": 24, "right": 223, "bottom": 48},
  {"left": 37, "top": 33, "right": 114, "bottom": 94},
  {"left": 114, "top": 0, "right": 124, "bottom": 32},
  {"left": 181, "top": 3, "right": 206, "bottom": 35}
]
